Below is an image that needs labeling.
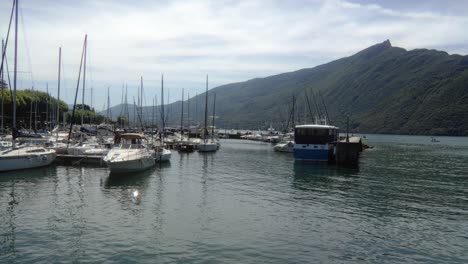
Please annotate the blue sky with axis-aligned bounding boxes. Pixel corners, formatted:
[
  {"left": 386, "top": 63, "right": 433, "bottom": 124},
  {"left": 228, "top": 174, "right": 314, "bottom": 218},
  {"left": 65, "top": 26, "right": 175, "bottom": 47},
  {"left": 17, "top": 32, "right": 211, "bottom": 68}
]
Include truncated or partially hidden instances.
[{"left": 1, "top": 0, "right": 468, "bottom": 109}]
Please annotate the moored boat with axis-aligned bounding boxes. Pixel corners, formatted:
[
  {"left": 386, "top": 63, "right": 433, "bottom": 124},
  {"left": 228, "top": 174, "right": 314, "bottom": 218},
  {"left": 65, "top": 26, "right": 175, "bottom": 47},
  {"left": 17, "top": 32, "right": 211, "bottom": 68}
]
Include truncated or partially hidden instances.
[
  {"left": 103, "top": 133, "right": 155, "bottom": 173},
  {"left": 293, "top": 124, "right": 338, "bottom": 161},
  {"left": 0, "top": 145, "right": 56, "bottom": 172}
]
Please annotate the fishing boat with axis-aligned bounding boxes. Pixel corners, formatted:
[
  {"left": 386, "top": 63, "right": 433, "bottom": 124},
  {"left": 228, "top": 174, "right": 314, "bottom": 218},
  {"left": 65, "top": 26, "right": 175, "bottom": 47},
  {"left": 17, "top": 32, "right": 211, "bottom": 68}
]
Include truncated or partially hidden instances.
[
  {"left": 0, "top": 0, "right": 57, "bottom": 172},
  {"left": 103, "top": 133, "right": 155, "bottom": 173},
  {"left": 293, "top": 124, "right": 338, "bottom": 161}
]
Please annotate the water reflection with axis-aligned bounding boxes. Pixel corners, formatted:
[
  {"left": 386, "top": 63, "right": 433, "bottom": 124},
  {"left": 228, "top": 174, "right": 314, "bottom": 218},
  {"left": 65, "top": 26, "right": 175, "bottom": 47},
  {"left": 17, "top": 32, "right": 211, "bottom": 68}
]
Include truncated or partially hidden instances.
[
  {"left": 104, "top": 168, "right": 155, "bottom": 189},
  {"left": 292, "top": 162, "right": 359, "bottom": 192}
]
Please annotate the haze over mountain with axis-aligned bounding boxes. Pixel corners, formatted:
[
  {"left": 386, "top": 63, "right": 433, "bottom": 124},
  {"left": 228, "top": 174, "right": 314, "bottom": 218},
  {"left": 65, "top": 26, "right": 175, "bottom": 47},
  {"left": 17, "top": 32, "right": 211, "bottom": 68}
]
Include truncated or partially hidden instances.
[{"left": 104, "top": 40, "right": 468, "bottom": 136}]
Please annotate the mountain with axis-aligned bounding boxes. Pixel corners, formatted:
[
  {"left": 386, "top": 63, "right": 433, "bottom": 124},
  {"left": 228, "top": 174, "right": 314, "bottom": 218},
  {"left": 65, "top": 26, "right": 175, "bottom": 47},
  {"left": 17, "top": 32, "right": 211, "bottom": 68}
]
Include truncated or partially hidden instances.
[{"left": 103, "top": 40, "right": 468, "bottom": 136}]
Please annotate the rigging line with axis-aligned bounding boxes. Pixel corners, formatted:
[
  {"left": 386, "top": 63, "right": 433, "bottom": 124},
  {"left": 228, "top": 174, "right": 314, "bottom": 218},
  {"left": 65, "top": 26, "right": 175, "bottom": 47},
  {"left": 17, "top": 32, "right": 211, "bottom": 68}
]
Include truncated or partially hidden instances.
[
  {"left": 5, "top": 49, "right": 13, "bottom": 94},
  {"left": 0, "top": 0, "right": 15, "bottom": 76},
  {"left": 19, "top": 5, "right": 35, "bottom": 87},
  {"left": 304, "top": 89, "right": 314, "bottom": 122}
]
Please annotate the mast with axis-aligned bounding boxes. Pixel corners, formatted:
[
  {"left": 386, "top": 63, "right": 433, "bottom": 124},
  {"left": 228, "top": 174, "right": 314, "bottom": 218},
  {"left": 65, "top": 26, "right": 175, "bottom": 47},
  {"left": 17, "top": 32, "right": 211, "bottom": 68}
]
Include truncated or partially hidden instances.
[
  {"left": 30, "top": 86, "right": 33, "bottom": 130},
  {"left": 140, "top": 76, "right": 143, "bottom": 127},
  {"left": 106, "top": 86, "right": 110, "bottom": 123},
  {"left": 67, "top": 34, "right": 87, "bottom": 147},
  {"left": 291, "top": 95, "right": 296, "bottom": 129},
  {"left": 46, "top": 83, "right": 49, "bottom": 130},
  {"left": 187, "top": 92, "right": 190, "bottom": 139},
  {"left": 161, "top": 74, "right": 165, "bottom": 144},
  {"left": 56, "top": 47, "right": 61, "bottom": 134},
  {"left": 12, "top": 0, "right": 18, "bottom": 142},
  {"left": 34, "top": 92, "right": 38, "bottom": 131},
  {"left": 125, "top": 85, "right": 129, "bottom": 128},
  {"left": 180, "top": 88, "right": 184, "bottom": 136},
  {"left": 211, "top": 93, "right": 216, "bottom": 139},
  {"left": 152, "top": 96, "right": 155, "bottom": 140},
  {"left": 1, "top": 39, "right": 4, "bottom": 131},
  {"left": 81, "top": 35, "right": 87, "bottom": 126},
  {"left": 203, "top": 75, "right": 208, "bottom": 143}
]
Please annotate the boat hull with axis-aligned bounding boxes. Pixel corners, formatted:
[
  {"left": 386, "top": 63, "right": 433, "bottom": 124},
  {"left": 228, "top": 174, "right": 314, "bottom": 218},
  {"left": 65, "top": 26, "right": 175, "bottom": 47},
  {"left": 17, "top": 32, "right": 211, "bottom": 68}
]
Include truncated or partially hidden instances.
[
  {"left": 105, "top": 156, "right": 155, "bottom": 174},
  {"left": 198, "top": 143, "right": 217, "bottom": 152},
  {"left": 293, "top": 144, "right": 331, "bottom": 161},
  {"left": 0, "top": 152, "right": 56, "bottom": 172}
]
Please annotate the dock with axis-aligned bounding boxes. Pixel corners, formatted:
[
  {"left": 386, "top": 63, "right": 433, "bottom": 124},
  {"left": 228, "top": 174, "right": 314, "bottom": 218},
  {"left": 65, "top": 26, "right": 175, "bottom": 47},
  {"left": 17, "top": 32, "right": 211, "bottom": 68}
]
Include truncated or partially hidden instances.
[{"left": 335, "top": 136, "right": 363, "bottom": 166}]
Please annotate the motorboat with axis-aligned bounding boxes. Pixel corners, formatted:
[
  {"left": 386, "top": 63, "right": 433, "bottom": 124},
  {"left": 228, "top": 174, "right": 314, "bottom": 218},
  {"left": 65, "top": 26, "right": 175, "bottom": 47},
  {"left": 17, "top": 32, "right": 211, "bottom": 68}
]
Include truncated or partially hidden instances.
[
  {"left": 273, "top": 141, "right": 294, "bottom": 153},
  {"left": 103, "top": 133, "right": 155, "bottom": 173}
]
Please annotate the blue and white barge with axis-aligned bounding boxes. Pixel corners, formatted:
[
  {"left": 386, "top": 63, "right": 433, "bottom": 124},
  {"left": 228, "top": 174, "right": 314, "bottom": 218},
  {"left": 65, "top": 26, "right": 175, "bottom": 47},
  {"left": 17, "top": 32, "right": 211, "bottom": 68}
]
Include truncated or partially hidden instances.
[{"left": 293, "top": 124, "right": 339, "bottom": 161}]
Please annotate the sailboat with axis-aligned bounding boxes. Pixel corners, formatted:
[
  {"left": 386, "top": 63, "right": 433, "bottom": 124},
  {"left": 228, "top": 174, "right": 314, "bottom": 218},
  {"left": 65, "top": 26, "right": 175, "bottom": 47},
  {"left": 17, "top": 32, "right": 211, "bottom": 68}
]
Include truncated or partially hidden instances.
[
  {"left": 153, "top": 75, "right": 171, "bottom": 162},
  {"left": 198, "top": 75, "right": 218, "bottom": 152},
  {"left": 0, "top": 0, "right": 56, "bottom": 172}
]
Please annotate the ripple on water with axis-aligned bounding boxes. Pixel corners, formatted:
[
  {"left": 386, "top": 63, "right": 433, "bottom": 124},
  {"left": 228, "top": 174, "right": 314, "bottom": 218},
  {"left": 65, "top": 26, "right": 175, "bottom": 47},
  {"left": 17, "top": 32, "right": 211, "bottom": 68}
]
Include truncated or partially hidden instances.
[{"left": 1, "top": 139, "right": 468, "bottom": 263}]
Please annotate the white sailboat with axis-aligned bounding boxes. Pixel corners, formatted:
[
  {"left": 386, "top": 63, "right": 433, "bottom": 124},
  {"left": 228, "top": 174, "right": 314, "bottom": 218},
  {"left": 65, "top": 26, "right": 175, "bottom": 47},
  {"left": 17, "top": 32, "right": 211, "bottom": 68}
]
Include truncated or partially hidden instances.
[
  {"left": 0, "top": 0, "right": 56, "bottom": 172},
  {"left": 198, "top": 75, "right": 218, "bottom": 152},
  {"left": 154, "top": 75, "right": 171, "bottom": 162},
  {"left": 103, "top": 133, "right": 155, "bottom": 173}
]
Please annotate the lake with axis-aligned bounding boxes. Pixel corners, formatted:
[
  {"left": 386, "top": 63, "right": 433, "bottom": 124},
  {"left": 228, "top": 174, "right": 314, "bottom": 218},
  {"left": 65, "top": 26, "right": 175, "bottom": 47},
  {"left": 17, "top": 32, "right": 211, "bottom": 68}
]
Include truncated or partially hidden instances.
[{"left": 1, "top": 135, "right": 468, "bottom": 263}]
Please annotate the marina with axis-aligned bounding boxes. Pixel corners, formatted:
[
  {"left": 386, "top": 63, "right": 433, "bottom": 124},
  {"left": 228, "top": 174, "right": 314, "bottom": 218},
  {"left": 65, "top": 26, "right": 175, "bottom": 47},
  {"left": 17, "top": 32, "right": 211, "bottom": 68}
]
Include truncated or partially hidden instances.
[
  {"left": 1, "top": 0, "right": 468, "bottom": 263},
  {"left": 1, "top": 135, "right": 468, "bottom": 263}
]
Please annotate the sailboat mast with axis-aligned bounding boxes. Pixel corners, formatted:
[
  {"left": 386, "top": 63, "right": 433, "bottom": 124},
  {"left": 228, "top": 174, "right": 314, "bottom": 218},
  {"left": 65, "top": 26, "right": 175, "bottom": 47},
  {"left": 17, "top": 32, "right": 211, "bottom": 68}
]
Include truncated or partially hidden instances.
[
  {"left": 180, "top": 88, "right": 184, "bottom": 135},
  {"left": 67, "top": 34, "right": 87, "bottom": 147},
  {"left": 211, "top": 93, "right": 216, "bottom": 139},
  {"left": 204, "top": 75, "right": 208, "bottom": 142},
  {"left": 81, "top": 35, "right": 87, "bottom": 126},
  {"left": 12, "top": 0, "right": 18, "bottom": 137},
  {"left": 140, "top": 76, "right": 143, "bottom": 127},
  {"left": 1, "top": 39, "right": 4, "bottom": 131},
  {"left": 161, "top": 75, "right": 165, "bottom": 144},
  {"left": 56, "top": 47, "right": 61, "bottom": 131},
  {"left": 107, "top": 86, "right": 110, "bottom": 123},
  {"left": 30, "top": 86, "right": 33, "bottom": 130},
  {"left": 46, "top": 83, "right": 49, "bottom": 130}
]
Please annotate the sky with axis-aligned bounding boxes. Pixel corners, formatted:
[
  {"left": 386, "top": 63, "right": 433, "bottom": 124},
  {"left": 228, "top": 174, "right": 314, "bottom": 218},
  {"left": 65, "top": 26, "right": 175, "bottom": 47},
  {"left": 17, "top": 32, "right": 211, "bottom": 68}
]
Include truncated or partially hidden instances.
[{"left": 1, "top": 0, "right": 468, "bottom": 109}]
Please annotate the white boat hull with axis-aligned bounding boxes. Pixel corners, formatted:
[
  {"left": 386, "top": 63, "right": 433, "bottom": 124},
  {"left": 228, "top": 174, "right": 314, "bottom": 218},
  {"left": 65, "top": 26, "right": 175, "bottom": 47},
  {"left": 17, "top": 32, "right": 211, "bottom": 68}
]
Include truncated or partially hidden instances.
[
  {"left": 105, "top": 156, "right": 155, "bottom": 174},
  {"left": 155, "top": 149, "right": 171, "bottom": 162},
  {"left": 0, "top": 150, "right": 56, "bottom": 172},
  {"left": 198, "top": 143, "right": 218, "bottom": 152}
]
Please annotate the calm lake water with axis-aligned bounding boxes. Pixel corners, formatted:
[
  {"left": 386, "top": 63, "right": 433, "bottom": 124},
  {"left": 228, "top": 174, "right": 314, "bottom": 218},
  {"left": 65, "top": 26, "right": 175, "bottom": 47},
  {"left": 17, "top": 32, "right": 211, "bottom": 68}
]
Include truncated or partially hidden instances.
[{"left": 1, "top": 135, "right": 468, "bottom": 263}]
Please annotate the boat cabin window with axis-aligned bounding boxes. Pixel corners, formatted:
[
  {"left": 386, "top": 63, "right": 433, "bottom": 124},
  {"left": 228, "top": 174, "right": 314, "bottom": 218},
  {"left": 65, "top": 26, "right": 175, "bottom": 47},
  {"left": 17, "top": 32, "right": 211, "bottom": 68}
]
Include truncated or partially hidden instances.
[
  {"left": 26, "top": 148, "right": 46, "bottom": 153},
  {"left": 295, "top": 127, "right": 338, "bottom": 144}
]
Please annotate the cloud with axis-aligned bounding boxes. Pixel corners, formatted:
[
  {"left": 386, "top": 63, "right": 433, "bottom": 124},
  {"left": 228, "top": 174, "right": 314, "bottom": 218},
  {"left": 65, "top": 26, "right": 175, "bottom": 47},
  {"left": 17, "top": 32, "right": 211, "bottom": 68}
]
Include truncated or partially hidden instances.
[{"left": 1, "top": 0, "right": 467, "bottom": 107}]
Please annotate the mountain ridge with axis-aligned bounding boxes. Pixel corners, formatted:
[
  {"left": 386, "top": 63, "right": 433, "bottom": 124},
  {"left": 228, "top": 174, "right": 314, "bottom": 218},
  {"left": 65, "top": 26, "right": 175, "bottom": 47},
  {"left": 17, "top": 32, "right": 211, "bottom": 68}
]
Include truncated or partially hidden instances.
[{"left": 102, "top": 40, "right": 468, "bottom": 136}]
